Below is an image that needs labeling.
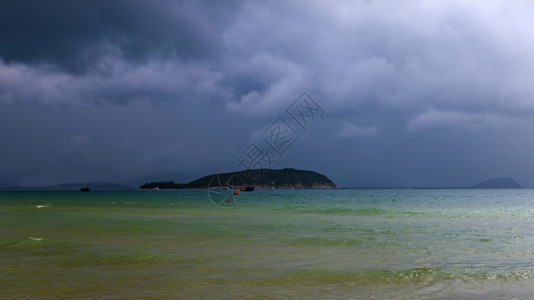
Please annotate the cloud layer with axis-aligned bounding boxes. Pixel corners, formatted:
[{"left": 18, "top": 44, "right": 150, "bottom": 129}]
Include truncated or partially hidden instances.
[{"left": 2, "top": 0, "right": 534, "bottom": 187}]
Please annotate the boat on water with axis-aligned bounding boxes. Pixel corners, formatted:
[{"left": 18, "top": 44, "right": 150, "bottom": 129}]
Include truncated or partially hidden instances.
[{"left": 240, "top": 186, "right": 254, "bottom": 192}]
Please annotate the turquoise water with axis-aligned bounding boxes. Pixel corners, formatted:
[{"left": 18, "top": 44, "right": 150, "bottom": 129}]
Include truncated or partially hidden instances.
[{"left": 2, "top": 189, "right": 534, "bottom": 299}]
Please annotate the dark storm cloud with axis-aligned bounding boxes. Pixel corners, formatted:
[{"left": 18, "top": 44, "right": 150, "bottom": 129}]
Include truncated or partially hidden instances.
[
  {"left": 0, "top": 0, "right": 233, "bottom": 73},
  {"left": 2, "top": 0, "right": 534, "bottom": 187}
]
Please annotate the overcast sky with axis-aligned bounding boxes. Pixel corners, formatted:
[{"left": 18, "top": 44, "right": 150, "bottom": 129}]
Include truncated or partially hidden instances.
[{"left": 2, "top": 0, "right": 534, "bottom": 187}]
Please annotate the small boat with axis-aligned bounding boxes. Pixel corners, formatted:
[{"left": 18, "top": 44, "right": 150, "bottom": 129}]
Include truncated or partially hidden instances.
[
  {"left": 240, "top": 186, "right": 254, "bottom": 192},
  {"left": 80, "top": 187, "right": 90, "bottom": 192}
]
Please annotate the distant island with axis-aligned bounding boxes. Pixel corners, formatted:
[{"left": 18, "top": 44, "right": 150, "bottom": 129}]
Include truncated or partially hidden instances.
[
  {"left": 471, "top": 177, "right": 523, "bottom": 189},
  {"left": 140, "top": 168, "right": 337, "bottom": 189}
]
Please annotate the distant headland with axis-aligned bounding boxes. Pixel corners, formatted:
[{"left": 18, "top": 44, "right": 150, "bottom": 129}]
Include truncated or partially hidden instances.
[
  {"left": 140, "top": 168, "right": 337, "bottom": 190},
  {"left": 471, "top": 177, "right": 523, "bottom": 189}
]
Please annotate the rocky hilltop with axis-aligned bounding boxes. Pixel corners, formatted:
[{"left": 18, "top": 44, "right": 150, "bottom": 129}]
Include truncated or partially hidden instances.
[
  {"left": 140, "top": 168, "right": 337, "bottom": 189},
  {"left": 471, "top": 177, "right": 523, "bottom": 189}
]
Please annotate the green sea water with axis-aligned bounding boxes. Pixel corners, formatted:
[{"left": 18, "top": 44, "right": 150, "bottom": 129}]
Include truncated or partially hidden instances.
[{"left": 2, "top": 189, "right": 534, "bottom": 299}]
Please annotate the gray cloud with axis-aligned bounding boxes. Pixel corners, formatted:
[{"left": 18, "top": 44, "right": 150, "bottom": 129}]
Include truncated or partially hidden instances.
[
  {"left": 2, "top": 0, "right": 534, "bottom": 187},
  {"left": 0, "top": 0, "right": 234, "bottom": 73}
]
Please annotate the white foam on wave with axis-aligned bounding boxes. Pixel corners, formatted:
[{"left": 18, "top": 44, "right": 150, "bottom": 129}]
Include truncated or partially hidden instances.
[
  {"left": 36, "top": 205, "right": 47, "bottom": 208},
  {"left": 29, "top": 237, "right": 43, "bottom": 241}
]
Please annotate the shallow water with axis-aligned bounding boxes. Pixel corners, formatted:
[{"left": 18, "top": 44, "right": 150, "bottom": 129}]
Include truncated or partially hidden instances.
[{"left": 2, "top": 189, "right": 534, "bottom": 299}]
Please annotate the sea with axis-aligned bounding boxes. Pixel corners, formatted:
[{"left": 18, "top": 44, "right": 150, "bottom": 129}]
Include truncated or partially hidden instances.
[{"left": 2, "top": 189, "right": 534, "bottom": 299}]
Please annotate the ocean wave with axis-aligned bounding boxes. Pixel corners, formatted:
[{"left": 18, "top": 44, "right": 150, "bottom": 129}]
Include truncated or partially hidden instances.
[
  {"left": 256, "top": 268, "right": 534, "bottom": 287},
  {"left": 299, "top": 207, "right": 387, "bottom": 216},
  {"left": 257, "top": 268, "right": 444, "bottom": 286},
  {"left": 289, "top": 237, "right": 363, "bottom": 247},
  {"left": 63, "top": 253, "right": 163, "bottom": 266},
  {"left": 0, "top": 238, "right": 80, "bottom": 256},
  {"left": 0, "top": 238, "right": 163, "bottom": 266}
]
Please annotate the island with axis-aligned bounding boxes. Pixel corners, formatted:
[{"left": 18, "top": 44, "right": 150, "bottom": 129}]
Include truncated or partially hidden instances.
[
  {"left": 471, "top": 177, "right": 523, "bottom": 189},
  {"left": 139, "top": 168, "right": 337, "bottom": 189}
]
